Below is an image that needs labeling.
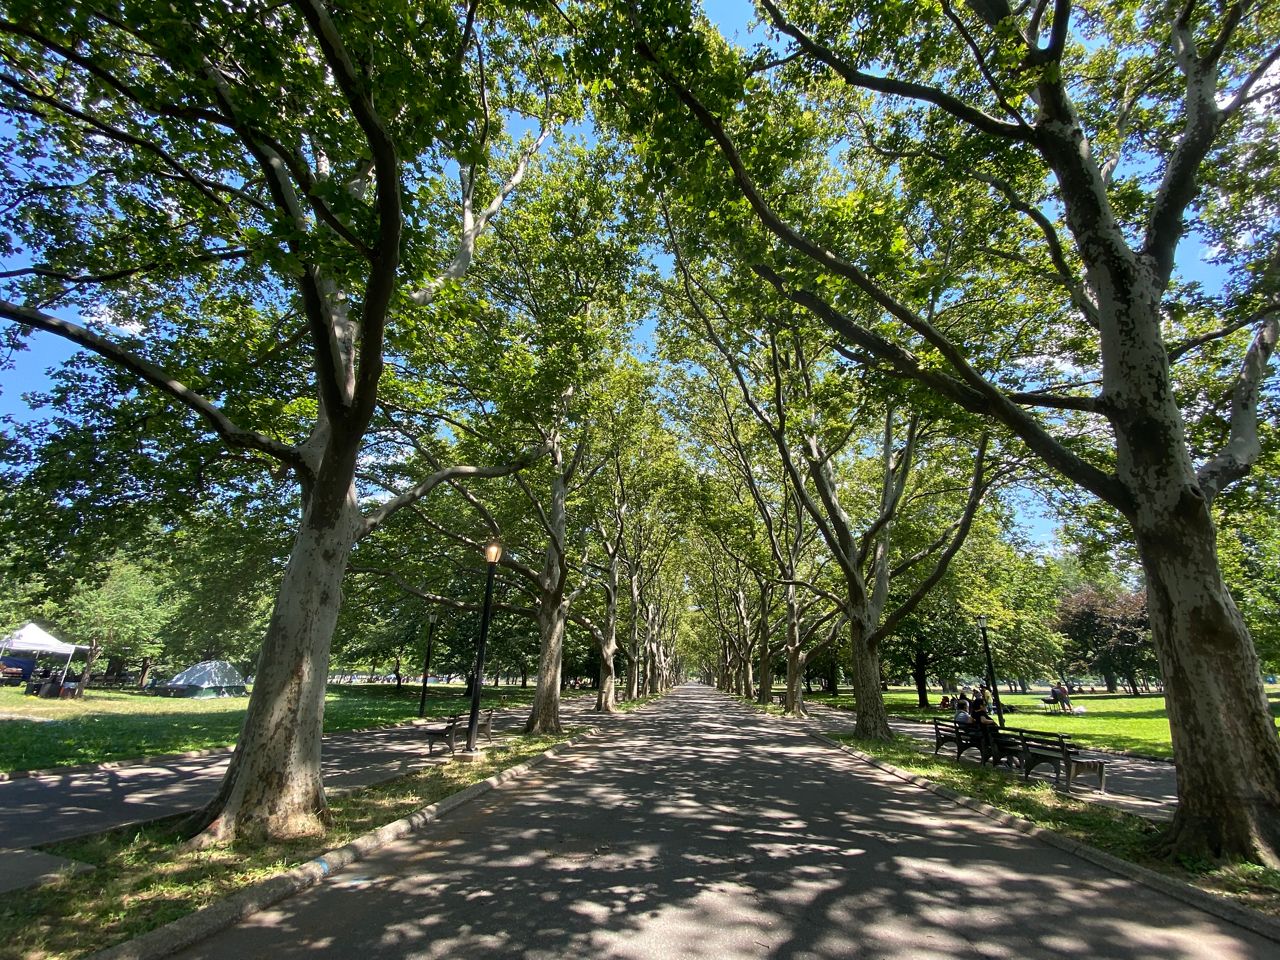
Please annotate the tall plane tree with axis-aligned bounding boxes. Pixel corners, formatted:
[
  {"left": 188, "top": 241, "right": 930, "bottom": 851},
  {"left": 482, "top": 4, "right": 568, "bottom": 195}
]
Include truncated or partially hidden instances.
[{"left": 0, "top": 0, "right": 561, "bottom": 841}]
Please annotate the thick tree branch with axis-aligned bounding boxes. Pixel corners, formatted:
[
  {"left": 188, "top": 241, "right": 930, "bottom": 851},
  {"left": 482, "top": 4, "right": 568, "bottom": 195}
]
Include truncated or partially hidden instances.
[
  {"left": 290, "top": 0, "right": 402, "bottom": 429},
  {"left": 408, "top": 127, "right": 552, "bottom": 306},
  {"left": 643, "top": 48, "right": 1116, "bottom": 511},
  {"left": 753, "top": 0, "right": 1031, "bottom": 140},
  {"left": 409, "top": 507, "right": 543, "bottom": 585},
  {"left": 1167, "top": 305, "right": 1277, "bottom": 362},
  {"left": 0, "top": 298, "right": 305, "bottom": 470},
  {"left": 760, "top": 268, "right": 1130, "bottom": 507},
  {"left": 1196, "top": 312, "right": 1279, "bottom": 501},
  {"left": 1005, "top": 389, "right": 1101, "bottom": 411},
  {"left": 870, "top": 433, "right": 992, "bottom": 644},
  {"left": 359, "top": 445, "right": 547, "bottom": 538}
]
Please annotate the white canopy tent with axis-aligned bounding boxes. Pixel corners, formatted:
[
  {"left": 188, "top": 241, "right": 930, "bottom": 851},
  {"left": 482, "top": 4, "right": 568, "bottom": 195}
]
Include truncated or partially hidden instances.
[{"left": 0, "top": 623, "right": 88, "bottom": 683}]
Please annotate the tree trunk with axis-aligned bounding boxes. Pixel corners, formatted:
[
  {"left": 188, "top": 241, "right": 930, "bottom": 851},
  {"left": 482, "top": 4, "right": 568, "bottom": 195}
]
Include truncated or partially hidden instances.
[
  {"left": 1137, "top": 518, "right": 1280, "bottom": 866},
  {"left": 755, "top": 598, "right": 772, "bottom": 706},
  {"left": 912, "top": 650, "right": 929, "bottom": 708},
  {"left": 75, "top": 641, "right": 101, "bottom": 698},
  {"left": 188, "top": 495, "right": 359, "bottom": 843},
  {"left": 630, "top": 650, "right": 643, "bottom": 699},
  {"left": 782, "top": 593, "right": 806, "bottom": 717},
  {"left": 525, "top": 593, "right": 567, "bottom": 733},
  {"left": 850, "top": 621, "right": 891, "bottom": 739},
  {"left": 1104, "top": 670, "right": 1118, "bottom": 693},
  {"left": 596, "top": 640, "right": 617, "bottom": 712},
  {"left": 525, "top": 440, "right": 571, "bottom": 733},
  {"left": 784, "top": 647, "right": 807, "bottom": 717}
]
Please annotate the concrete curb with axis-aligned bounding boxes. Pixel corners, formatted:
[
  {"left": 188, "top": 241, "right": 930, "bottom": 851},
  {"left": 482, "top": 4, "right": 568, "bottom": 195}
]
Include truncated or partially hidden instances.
[
  {"left": 809, "top": 731, "right": 1280, "bottom": 945},
  {"left": 85, "top": 727, "right": 599, "bottom": 960}
]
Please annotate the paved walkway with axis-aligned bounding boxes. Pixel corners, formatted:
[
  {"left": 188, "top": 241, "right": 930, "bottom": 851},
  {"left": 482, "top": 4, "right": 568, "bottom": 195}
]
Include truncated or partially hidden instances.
[
  {"left": 170, "top": 685, "right": 1272, "bottom": 960},
  {"left": 0, "top": 695, "right": 610, "bottom": 893}
]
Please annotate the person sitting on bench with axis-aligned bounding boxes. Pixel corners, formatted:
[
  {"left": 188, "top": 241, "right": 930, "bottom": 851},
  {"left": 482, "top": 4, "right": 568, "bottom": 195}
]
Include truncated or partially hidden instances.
[{"left": 971, "top": 700, "right": 999, "bottom": 736}]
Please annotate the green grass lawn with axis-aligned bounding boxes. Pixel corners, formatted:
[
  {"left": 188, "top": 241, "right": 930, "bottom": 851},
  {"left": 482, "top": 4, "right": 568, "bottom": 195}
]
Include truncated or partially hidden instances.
[
  {"left": 0, "top": 682, "right": 588, "bottom": 774},
  {"left": 1, "top": 732, "right": 572, "bottom": 960},
  {"left": 803, "top": 686, "right": 1280, "bottom": 758}
]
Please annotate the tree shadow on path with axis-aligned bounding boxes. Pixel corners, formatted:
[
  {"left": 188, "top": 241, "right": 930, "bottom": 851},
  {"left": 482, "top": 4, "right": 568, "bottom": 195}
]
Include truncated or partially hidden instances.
[{"left": 172, "top": 686, "right": 1274, "bottom": 960}]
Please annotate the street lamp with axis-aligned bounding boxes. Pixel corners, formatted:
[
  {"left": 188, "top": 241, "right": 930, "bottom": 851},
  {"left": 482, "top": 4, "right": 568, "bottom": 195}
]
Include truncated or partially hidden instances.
[
  {"left": 464, "top": 539, "right": 502, "bottom": 754},
  {"left": 417, "top": 610, "right": 439, "bottom": 719},
  {"left": 977, "top": 614, "right": 1005, "bottom": 727}
]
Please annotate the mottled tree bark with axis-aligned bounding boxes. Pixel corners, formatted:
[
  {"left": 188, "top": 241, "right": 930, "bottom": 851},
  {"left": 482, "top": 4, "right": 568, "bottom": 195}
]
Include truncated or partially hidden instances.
[{"left": 190, "top": 490, "right": 360, "bottom": 842}]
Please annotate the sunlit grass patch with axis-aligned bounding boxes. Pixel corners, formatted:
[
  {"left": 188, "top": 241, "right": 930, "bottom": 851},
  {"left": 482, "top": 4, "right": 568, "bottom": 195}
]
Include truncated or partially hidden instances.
[
  {"left": 0, "top": 684, "right": 579, "bottom": 773},
  {"left": 0, "top": 733, "right": 570, "bottom": 960},
  {"left": 805, "top": 687, "right": 1280, "bottom": 759}
]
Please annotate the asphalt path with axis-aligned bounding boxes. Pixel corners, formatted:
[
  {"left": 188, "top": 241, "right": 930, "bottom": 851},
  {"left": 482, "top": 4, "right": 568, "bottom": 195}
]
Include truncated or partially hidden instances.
[{"left": 169, "top": 684, "right": 1273, "bottom": 960}]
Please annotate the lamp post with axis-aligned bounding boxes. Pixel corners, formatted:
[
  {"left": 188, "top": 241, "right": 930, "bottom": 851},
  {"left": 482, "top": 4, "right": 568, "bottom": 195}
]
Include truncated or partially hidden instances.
[
  {"left": 977, "top": 614, "right": 1005, "bottom": 727},
  {"left": 417, "top": 610, "right": 439, "bottom": 719},
  {"left": 464, "top": 539, "right": 502, "bottom": 754}
]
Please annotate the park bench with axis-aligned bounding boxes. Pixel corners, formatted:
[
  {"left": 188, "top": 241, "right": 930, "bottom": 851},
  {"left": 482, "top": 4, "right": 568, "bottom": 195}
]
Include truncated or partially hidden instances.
[
  {"left": 474, "top": 708, "right": 495, "bottom": 744},
  {"left": 424, "top": 715, "right": 461, "bottom": 755},
  {"left": 1015, "top": 730, "right": 1107, "bottom": 793},
  {"left": 932, "top": 719, "right": 1004, "bottom": 764},
  {"left": 931, "top": 719, "right": 1107, "bottom": 792},
  {"left": 423, "top": 709, "right": 495, "bottom": 756}
]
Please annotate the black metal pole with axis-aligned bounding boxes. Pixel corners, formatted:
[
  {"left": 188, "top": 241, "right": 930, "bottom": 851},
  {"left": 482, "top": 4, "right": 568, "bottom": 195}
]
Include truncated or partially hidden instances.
[
  {"left": 980, "top": 621, "right": 1005, "bottom": 727},
  {"left": 417, "top": 614, "right": 438, "bottom": 719},
  {"left": 466, "top": 561, "right": 497, "bottom": 751}
]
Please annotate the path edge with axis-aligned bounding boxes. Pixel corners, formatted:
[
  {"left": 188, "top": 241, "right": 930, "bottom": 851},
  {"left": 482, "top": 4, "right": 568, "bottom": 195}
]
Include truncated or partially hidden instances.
[
  {"left": 84, "top": 727, "right": 599, "bottom": 960},
  {"left": 810, "top": 731, "right": 1280, "bottom": 944}
]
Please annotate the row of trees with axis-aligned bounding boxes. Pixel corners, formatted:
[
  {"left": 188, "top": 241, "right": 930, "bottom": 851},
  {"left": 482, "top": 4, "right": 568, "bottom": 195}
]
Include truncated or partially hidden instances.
[{"left": 1, "top": 0, "right": 1276, "bottom": 866}]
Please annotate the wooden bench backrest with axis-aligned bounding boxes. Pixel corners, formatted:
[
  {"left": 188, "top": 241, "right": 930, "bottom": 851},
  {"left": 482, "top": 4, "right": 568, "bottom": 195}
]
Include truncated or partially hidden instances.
[{"left": 1016, "top": 730, "right": 1076, "bottom": 754}]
